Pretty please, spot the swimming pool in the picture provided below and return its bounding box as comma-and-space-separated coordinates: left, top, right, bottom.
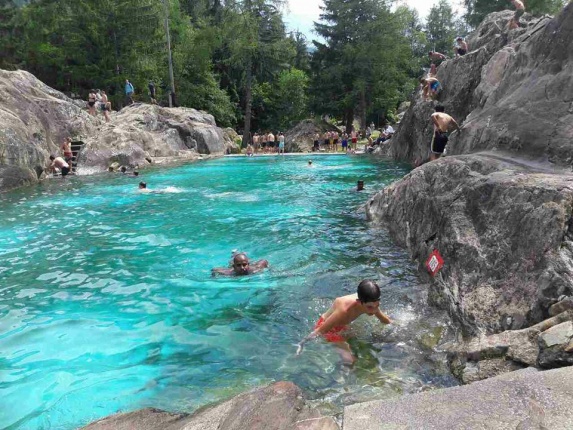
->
0, 155, 456, 429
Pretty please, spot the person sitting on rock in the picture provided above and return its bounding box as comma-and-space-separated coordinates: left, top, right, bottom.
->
47, 155, 71, 177
211, 253, 269, 277
420, 77, 441, 101
429, 105, 461, 161
454, 37, 468, 57
509, 0, 525, 29
296, 280, 392, 364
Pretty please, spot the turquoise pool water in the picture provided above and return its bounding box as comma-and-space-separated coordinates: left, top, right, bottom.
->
0, 155, 456, 429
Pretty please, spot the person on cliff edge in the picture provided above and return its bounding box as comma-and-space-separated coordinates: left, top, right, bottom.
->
509, 0, 525, 29
429, 105, 461, 161
296, 280, 392, 364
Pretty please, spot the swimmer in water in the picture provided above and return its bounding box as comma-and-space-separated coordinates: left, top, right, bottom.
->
308, 160, 313, 167
211, 253, 269, 277
296, 280, 392, 364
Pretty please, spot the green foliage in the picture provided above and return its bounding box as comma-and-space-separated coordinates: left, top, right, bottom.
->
425, 0, 458, 57
464, 0, 568, 27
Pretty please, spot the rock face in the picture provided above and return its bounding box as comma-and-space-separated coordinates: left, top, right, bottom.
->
0, 69, 97, 191
367, 4, 573, 344
366, 154, 573, 334
285, 119, 341, 153
81, 382, 339, 430
79, 104, 225, 171
390, 8, 571, 165
0, 69, 227, 192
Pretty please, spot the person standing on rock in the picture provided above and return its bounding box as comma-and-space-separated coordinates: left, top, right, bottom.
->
61, 137, 73, 167
87, 90, 97, 116
454, 37, 468, 57
509, 0, 525, 29
296, 280, 392, 364
125, 79, 134, 105
313, 133, 320, 151
350, 129, 358, 151
100, 90, 112, 122
278, 132, 285, 155
429, 105, 461, 161
148, 81, 157, 104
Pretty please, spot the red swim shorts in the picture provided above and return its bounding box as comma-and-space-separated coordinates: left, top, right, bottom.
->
314, 316, 347, 343
351, 138, 357, 144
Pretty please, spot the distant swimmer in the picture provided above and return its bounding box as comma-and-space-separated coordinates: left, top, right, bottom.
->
296, 280, 392, 364
307, 159, 314, 168
429, 105, 461, 161
47, 155, 71, 177
211, 253, 269, 277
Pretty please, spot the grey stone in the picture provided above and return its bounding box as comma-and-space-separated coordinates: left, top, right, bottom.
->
366, 154, 573, 335
81, 382, 339, 430
344, 367, 573, 430
549, 297, 573, 317
539, 321, 573, 348
0, 70, 227, 191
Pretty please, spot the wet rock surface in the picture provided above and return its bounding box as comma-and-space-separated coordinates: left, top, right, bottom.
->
81, 382, 339, 430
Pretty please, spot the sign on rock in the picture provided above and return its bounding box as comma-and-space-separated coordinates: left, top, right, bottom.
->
426, 249, 444, 276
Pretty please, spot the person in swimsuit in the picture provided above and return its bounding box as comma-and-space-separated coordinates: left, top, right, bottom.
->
211, 253, 269, 277
429, 105, 461, 161
278, 132, 285, 155
509, 0, 525, 29
341, 132, 348, 152
87, 90, 97, 116
47, 155, 71, 177
454, 37, 468, 57
350, 130, 357, 151
420, 77, 441, 101
100, 90, 111, 122
296, 280, 392, 364
61, 137, 73, 166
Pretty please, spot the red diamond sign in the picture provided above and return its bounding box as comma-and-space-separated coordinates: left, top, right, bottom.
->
426, 249, 444, 276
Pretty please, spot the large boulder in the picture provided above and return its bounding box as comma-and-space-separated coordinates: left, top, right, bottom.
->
79, 104, 225, 171
285, 119, 341, 153
366, 153, 573, 334
389, 7, 569, 165
0, 69, 227, 190
0, 69, 97, 187
81, 382, 339, 430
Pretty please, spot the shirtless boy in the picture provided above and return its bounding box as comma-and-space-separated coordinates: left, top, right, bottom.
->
429, 105, 461, 161
509, 0, 525, 29
61, 137, 73, 166
211, 253, 269, 277
296, 280, 392, 363
420, 77, 441, 101
48, 155, 71, 177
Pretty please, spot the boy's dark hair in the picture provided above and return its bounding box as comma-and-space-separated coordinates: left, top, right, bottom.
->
428, 51, 433, 56
133, 171, 139, 176
49, 155, 55, 160
357, 280, 381, 303
435, 105, 446, 112
139, 182, 146, 188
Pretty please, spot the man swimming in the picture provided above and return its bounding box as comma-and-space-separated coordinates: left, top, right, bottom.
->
296, 280, 392, 364
211, 253, 269, 277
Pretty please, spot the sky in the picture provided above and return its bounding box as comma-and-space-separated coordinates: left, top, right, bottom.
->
283, 0, 467, 40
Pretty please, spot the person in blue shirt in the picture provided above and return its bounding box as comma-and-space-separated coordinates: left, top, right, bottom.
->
125, 79, 134, 105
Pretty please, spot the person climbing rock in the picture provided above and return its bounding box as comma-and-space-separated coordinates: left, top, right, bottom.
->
429, 105, 461, 161
47, 155, 71, 177
296, 280, 392, 364
509, 0, 525, 29
61, 137, 73, 167
125, 79, 134, 105
420, 77, 441, 101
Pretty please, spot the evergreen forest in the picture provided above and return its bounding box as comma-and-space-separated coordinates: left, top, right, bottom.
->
0, 0, 567, 138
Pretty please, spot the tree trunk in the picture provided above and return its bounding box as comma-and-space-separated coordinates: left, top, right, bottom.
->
242, 55, 253, 149
345, 108, 354, 133
360, 88, 366, 131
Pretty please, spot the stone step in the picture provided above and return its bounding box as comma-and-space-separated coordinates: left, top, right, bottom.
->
343, 367, 573, 430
